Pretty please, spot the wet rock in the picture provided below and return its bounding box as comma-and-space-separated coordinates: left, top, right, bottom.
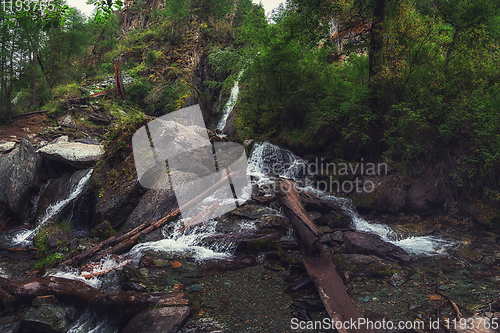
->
122, 306, 190, 333
229, 204, 273, 220
455, 315, 498, 333
0, 316, 21, 333
291, 309, 312, 321
391, 222, 437, 240
23, 303, 72, 333
118, 170, 200, 238
5, 138, 42, 219
332, 254, 398, 277
405, 173, 443, 213
139, 255, 155, 268
299, 191, 343, 214
308, 211, 322, 221
243, 139, 254, 148
202, 230, 280, 252
343, 231, 411, 263
317, 212, 352, 229
37, 142, 103, 168
255, 214, 291, 230
466, 201, 500, 228
35, 169, 92, 226
200, 255, 257, 274
188, 283, 204, 292
349, 175, 406, 213
331, 231, 344, 243
0, 149, 17, 206
0, 141, 15, 154
57, 114, 76, 128
90, 220, 114, 239
388, 273, 406, 286
42, 225, 74, 247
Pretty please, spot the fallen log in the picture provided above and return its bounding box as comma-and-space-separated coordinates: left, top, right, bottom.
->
277, 180, 373, 333
0, 276, 188, 317
11, 110, 49, 119
277, 180, 322, 249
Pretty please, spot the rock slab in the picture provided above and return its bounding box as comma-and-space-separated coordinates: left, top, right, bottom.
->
122, 306, 190, 333
343, 231, 411, 263
37, 142, 103, 168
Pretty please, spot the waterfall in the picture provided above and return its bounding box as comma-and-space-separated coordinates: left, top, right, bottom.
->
11, 169, 93, 246
216, 73, 242, 131
247, 142, 452, 256
247, 141, 308, 185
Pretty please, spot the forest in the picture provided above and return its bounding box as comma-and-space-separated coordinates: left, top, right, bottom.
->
2, 0, 500, 210
0, 0, 500, 331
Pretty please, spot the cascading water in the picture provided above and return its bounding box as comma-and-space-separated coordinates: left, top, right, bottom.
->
247, 141, 453, 257
216, 73, 242, 132
10, 169, 93, 247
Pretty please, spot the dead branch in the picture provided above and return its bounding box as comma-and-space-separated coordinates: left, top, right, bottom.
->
0, 276, 188, 317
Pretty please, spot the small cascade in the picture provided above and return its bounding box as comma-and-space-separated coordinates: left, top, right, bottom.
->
247, 141, 308, 185
216, 73, 242, 132
10, 169, 93, 246
247, 141, 453, 257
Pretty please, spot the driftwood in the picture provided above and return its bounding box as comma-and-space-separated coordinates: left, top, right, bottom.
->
62, 170, 235, 267
277, 180, 323, 249
277, 180, 373, 333
11, 110, 49, 119
0, 276, 188, 317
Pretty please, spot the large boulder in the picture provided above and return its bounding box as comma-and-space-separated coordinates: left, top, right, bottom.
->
37, 142, 103, 168
466, 201, 500, 229
405, 173, 443, 212
343, 231, 411, 263
349, 175, 406, 213
122, 306, 190, 333
0, 148, 17, 205
92, 154, 143, 228
0, 141, 15, 154
116, 169, 201, 238
0, 138, 42, 220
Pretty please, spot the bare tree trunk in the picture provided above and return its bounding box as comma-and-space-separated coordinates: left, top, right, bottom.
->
29, 50, 37, 107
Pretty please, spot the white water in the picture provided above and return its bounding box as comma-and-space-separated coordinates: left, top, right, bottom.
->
247, 141, 308, 186
248, 142, 453, 257
47, 254, 131, 288
11, 169, 93, 246
216, 73, 241, 131
66, 310, 118, 333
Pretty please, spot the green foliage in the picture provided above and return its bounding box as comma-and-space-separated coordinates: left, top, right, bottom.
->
34, 252, 64, 271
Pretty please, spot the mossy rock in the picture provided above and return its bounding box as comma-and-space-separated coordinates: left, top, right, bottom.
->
466, 200, 500, 229
332, 254, 399, 277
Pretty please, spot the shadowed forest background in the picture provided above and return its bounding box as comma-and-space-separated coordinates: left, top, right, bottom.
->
1, 0, 500, 216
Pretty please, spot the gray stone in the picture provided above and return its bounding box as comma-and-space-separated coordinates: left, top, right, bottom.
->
0, 141, 15, 154
57, 114, 76, 128
406, 173, 443, 212
0, 316, 21, 333
23, 303, 69, 333
343, 231, 411, 263
50, 136, 69, 144
122, 306, 190, 333
37, 142, 103, 168
349, 175, 406, 213
388, 273, 406, 286
333, 254, 397, 277
6, 138, 42, 217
